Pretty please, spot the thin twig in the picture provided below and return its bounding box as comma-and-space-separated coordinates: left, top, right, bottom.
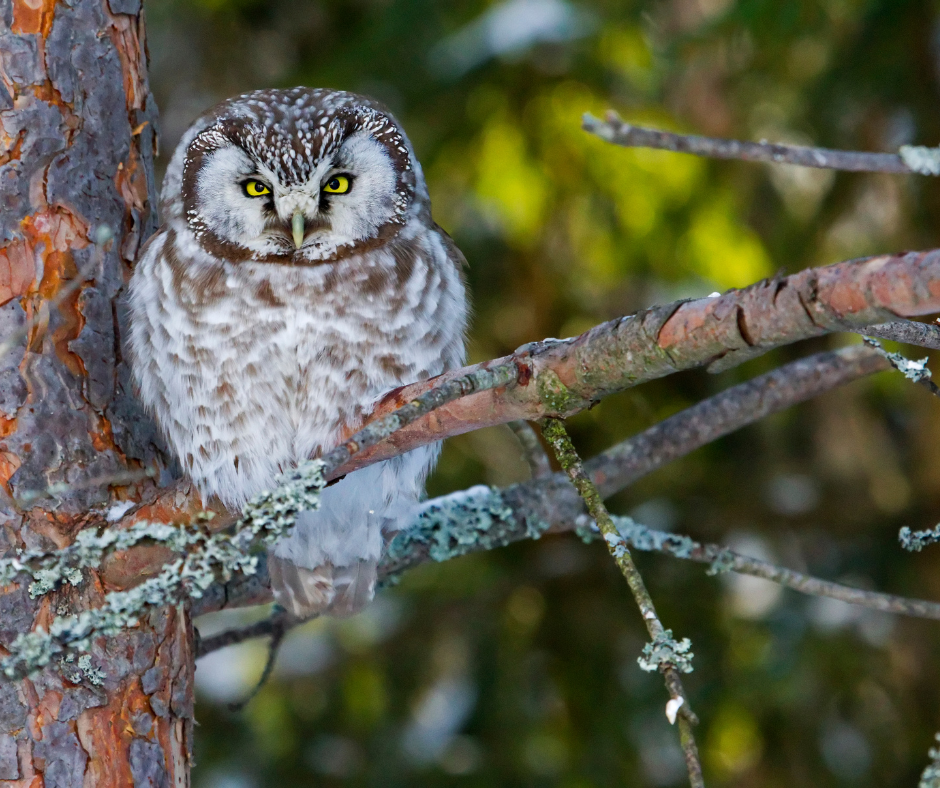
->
226, 608, 293, 710
539, 417, 704, 788
583, 111, 919, 174
610, 517, 940, 619
197, 614, 288, 658
506, 420, 552, 479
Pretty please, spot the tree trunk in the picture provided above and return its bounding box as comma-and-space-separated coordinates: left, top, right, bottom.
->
0, 1, 191, 785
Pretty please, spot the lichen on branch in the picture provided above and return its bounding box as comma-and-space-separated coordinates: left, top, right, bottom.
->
1, 460, 326, 680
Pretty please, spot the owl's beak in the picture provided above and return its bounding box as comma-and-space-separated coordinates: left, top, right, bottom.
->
291, 210, 305, 249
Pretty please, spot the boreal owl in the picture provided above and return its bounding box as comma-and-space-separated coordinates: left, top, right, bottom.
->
128, 87, 468, 618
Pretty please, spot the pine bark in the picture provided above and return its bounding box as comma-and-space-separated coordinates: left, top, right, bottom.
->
0, 1, 191, 785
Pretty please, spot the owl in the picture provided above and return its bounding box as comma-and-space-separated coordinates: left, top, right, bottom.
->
127, 88, 468, 618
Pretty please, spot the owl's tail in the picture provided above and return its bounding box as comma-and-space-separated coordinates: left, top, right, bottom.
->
268, 555, 377, 617
268, 447, 437, 619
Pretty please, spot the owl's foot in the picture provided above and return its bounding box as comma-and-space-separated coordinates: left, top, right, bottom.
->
268, 555, 377, 618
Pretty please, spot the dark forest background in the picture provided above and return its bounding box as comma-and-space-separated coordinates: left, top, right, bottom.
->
145, 0, 940, 785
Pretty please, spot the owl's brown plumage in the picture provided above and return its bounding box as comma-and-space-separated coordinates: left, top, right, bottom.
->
128, 88, 467, 617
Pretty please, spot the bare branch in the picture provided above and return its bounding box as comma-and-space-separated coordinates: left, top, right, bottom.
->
587, 344, 890, 497
506, 420, 553, 479
854, 320, 940, 350
197, 611, 285, 657
583, 111, 920, 174
227, 610, 293, 711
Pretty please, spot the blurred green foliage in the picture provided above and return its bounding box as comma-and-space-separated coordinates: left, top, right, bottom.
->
146, 0, 940, 784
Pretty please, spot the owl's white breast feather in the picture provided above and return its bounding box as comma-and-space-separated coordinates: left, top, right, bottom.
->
129, 215, 466, 512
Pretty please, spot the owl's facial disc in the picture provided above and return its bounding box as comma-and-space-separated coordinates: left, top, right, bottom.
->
183, 97, 416, 264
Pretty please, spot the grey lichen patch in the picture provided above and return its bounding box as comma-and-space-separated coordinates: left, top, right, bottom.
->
900, 145, 940, 176
63, 653, 105, 687
920, 734, 940, 788
637, 629, 694, 674
863, 337, 932, 383
614, 516, 697, 559
77, 654, 104, 686
603, 531, 629, 559
705, 549, 736, 576
2, 519, 210, 600
0, 460, 325, 680
384, 485, 549, 576
574, 515, 600, 544
899, 524, 940, 552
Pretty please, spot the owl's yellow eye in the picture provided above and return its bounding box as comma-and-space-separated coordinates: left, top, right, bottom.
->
323, 174, 351, 194
243, 180, 271, 197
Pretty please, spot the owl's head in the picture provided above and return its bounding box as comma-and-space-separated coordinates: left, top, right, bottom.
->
163, 88, 426, 264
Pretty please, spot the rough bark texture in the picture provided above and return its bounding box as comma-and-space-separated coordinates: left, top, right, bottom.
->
0, 1, 192, 785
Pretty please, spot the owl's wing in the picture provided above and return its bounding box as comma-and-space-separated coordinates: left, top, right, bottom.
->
434, 221, 470, 275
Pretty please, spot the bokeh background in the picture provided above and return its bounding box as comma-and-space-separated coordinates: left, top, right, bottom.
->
143, 0, 940, 784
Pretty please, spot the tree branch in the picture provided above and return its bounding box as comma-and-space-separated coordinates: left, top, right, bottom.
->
506, 420, 553, 479
196, 344, 897, 654
583, 111, 935, 175
612, 518, 940, 619
856, 321, 940, 350
122, 247, 940, 570
331, 249, 940, 479
587, 343, 890, 497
